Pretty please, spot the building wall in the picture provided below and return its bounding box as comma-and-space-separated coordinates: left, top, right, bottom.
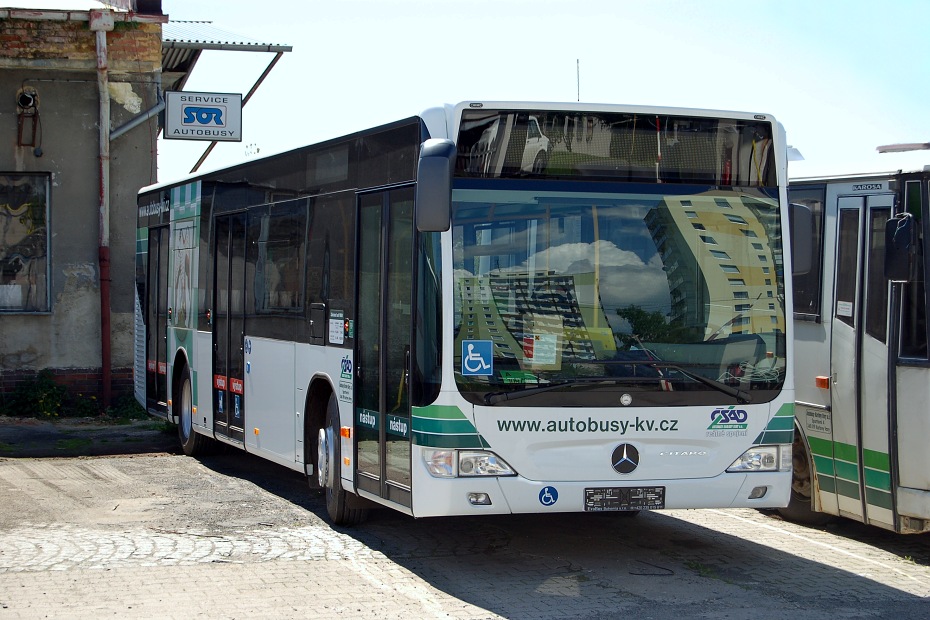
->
0, 11, 162, 402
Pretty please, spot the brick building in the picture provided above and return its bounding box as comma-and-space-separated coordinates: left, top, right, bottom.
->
0, 1, 166, 408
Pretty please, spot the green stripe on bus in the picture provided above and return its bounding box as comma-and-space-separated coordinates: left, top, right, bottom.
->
412, 417, 481, 435
808, 436, 833, 458
863, 448, 890, 473
413, 404, 470, 420
751, 404, 796, 444
412, 405, 478, 434
765, 416, 795, 431
833, 459, 859, 483
817, 474, 836, 494
412, 432, 486, 449
812, 454, 835, 476
865, 487, 893, 511
864, 467, 891, 492
835, 477, 861, 500
833, 442, 859, 463
754, 430, 793, 445
411, 405, 491, 449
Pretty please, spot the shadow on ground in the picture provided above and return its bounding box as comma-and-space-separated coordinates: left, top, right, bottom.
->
0, 416, 180, 458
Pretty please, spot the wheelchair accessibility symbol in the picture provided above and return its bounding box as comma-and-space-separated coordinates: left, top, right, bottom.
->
462, 340, 493, 376
539, 486, 558, 507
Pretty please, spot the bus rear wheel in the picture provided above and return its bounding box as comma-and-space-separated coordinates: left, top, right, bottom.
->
176, 366, 209, 456
777, 427, 832, 526
318, 393, 368, 526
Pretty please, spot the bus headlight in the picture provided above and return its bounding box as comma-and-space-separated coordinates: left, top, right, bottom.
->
423, 449, 517, 478
726, 445, 791, 473
458, 451, 516, 477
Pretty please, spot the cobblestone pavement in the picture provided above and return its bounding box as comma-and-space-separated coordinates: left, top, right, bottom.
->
0, 427, 928, 619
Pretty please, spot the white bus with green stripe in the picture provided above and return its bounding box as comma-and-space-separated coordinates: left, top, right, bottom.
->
789, 169, 930, 533
136, 102, 802, 525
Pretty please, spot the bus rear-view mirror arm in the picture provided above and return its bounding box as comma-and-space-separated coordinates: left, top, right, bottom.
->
416, 139, 456, 232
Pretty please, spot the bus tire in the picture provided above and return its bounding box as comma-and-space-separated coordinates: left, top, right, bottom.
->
318, 393, 368, 526
176, 366, 209, 457
777, 426, 832, 526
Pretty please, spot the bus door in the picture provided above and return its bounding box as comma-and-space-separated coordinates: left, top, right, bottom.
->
145, 226, 170, 414
354, 187, 415, 508
889, 173, 930, 531
830, 193, 893, 527
213, 212, 247, 444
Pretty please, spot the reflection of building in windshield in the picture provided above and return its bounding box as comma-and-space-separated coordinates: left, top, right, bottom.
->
457, 271, 616, 365
645, 194, 784, 339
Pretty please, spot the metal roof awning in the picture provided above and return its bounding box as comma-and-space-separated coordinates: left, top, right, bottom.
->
160, 19, 293, 172
162, 19, 292, 92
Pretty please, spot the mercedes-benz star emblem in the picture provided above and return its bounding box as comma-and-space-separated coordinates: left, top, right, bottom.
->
611, 443, 639, 474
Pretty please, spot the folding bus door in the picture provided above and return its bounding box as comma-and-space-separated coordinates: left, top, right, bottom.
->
830, 194, 893, 527
145, 226, 170, 414
354, 187, 415, 509
213, 212, 247, 444
889, 174, 930, 531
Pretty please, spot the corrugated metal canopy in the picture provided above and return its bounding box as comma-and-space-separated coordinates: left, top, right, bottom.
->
162, 20, 292, 92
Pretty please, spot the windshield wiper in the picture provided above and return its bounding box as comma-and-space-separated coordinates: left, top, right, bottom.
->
483, 378, 635, 405
482, 361, 752, 405
647, 362, 751, 404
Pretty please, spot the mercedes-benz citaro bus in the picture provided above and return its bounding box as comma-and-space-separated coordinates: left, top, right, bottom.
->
136, 102, 806, 525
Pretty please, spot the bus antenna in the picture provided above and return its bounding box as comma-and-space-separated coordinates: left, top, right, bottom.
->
576, 59, 580, 102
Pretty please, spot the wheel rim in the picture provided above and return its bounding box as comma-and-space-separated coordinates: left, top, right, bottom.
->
317, 427, 334, 488
180, 379, 193, 441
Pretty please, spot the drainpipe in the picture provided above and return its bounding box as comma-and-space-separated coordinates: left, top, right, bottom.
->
91, 10, 114, 410
110, 84, 164, 141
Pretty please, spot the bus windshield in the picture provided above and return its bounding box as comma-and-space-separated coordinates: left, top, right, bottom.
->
452, 181, 786, 407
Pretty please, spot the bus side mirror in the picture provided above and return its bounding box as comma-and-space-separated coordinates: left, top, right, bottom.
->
415, 139, 456, 232
885, 212, 918, 282
789, 202, 813, 276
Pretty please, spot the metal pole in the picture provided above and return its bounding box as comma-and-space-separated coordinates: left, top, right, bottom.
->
190, 51, 285, 173
92, 11, 113, 409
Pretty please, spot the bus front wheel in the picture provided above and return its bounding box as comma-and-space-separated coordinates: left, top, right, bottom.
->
318, 394, 368, 526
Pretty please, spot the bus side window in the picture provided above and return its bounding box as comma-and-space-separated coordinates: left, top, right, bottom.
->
787, 186, 825, 322
253, 201, 305, 313
899, 180, 927, 359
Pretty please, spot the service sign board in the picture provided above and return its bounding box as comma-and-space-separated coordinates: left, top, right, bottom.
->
164, 91, 242, 142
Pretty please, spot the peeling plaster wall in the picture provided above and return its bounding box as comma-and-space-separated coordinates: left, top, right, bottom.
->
0, 16, 161, 384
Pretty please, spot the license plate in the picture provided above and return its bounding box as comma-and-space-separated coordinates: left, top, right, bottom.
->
584, 486, 665, 511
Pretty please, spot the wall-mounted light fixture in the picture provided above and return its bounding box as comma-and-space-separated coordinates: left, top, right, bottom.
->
16, 87, 40, 153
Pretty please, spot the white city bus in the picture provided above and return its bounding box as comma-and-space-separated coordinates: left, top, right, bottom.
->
787, 169, 930, 533
136, 102, 802, 525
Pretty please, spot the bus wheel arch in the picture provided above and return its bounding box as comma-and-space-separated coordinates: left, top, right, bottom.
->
777, 421, 832, 526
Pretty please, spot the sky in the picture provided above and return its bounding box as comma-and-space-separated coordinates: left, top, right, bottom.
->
150, 0, 930, 183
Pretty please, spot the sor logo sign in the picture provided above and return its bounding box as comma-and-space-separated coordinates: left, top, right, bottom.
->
165, 91, 242, 142
183, 106, 225, 127
708, 406, 749, 430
